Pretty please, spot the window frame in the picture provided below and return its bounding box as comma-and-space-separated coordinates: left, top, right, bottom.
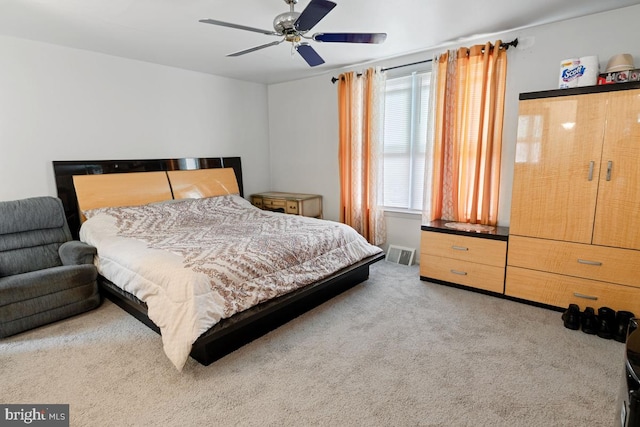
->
380, 64, 433, 214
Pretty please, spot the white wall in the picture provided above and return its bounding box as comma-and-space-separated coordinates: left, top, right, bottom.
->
267, 5, 640, 254
267, 77, 340, 217
0, 36, 270, 201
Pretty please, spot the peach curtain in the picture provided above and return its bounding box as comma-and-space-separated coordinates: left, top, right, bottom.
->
428, 41, 507, 226
337, 68, 386, 245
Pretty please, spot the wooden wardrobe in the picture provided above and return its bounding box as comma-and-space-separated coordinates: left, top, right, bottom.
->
506, 82, 640, 314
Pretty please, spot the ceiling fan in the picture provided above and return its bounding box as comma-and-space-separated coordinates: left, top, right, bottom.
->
199, 0, 387, 67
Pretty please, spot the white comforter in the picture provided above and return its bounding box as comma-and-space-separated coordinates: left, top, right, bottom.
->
80, 195, 382, 370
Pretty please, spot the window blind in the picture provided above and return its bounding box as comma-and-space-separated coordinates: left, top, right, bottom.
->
382, 71, 431, 211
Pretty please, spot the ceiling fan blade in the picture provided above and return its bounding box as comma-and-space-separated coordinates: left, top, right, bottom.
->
296, 43, 325, 67
294, 0, 336, 32
313, 32, 387, 44
228, 40, 284, 57
199, 19, 279, 36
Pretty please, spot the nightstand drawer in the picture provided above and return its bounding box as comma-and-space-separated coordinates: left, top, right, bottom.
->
421, 254, 505, 293
508, 235, 640, 288
421, 231, 506, 267
506, 266, 640, 314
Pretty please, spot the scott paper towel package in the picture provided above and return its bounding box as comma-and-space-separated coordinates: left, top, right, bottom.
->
559, 58, 580, 88
559, 56, 599, 88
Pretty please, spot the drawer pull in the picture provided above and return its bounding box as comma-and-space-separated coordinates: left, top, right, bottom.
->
450, 269, 467, 276
588, 160, 594, 181
451, 246, 469, 251
573, 292, 598, 301
577, 259, 603, 266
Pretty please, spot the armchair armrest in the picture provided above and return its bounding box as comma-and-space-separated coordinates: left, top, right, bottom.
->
59, 241, 97, 266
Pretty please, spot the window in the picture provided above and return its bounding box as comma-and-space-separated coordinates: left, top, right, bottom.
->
382, 69, 431, 211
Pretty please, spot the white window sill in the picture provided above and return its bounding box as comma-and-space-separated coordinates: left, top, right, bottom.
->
382, 208, 422, 219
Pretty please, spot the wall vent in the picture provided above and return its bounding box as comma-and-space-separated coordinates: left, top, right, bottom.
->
385, 245, 416, 266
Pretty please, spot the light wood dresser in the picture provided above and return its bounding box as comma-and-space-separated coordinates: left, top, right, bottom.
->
250, 192, 323, 218
420, 220, 509, 294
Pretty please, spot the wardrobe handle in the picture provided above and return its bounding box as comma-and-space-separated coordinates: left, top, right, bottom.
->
588, 161, 594, 181
574, 292, 598, 301
451, 245, 468, 251
450, 269, 467, 276
577, 259, 603, 266
606, 161, 613, 181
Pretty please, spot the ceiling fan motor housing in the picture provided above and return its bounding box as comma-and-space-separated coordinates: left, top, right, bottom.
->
273, 11, 302, 36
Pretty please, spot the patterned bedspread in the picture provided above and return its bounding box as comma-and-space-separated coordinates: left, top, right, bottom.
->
80, 195, 382, 370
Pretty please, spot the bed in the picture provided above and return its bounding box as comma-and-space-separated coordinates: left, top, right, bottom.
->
52, 158, 384, 370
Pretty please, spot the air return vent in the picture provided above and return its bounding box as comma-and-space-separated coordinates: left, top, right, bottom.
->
385, 245, 416, 266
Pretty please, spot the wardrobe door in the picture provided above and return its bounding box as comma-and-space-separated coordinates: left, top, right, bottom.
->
593, 89, 640, 250
509, 93, 607, 242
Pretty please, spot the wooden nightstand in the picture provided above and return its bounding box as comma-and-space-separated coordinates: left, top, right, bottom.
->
420, 220, 509, 294
250, 192, 323, 218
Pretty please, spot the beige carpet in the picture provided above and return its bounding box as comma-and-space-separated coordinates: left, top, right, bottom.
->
1, 262, 623, 426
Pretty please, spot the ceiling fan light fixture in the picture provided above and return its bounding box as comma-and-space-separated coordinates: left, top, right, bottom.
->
285, 34, 302, 43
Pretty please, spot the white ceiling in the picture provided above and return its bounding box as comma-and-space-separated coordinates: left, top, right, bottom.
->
1, 0, 639, 85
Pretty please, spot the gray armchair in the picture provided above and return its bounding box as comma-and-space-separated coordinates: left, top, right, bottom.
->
0, 196, 100, 338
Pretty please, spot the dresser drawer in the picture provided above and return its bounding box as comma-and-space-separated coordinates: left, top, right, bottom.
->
508, 235, 640, 288
420, 254, 505, 293
505, 266, 640, 314
262, 198, 286, 210
285, 201, 299, 214
421, 231, 507, 267
250, 196, 264, 208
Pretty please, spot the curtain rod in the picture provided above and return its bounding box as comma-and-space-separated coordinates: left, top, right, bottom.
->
330, 38, 518, 84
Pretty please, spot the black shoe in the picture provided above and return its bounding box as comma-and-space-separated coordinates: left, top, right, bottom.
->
562, 304, 581, 330
581, 307, 597, 335
597, 307, 616, 339
614, 311, 635, 343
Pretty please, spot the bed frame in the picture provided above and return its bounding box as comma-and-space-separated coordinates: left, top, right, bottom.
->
52, 157, 384, 365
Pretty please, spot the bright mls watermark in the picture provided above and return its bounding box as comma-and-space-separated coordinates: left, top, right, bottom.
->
0, 405, 68, 426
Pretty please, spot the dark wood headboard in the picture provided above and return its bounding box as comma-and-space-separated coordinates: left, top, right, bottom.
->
53, 157, 243, 238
